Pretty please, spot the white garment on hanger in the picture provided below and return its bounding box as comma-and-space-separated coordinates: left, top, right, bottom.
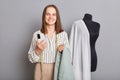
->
69, 20, 91, 80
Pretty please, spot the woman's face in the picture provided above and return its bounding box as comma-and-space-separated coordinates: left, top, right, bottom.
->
45, 7, 57, 26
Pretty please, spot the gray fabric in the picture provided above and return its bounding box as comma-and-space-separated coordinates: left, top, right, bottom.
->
54, 47, 75, 80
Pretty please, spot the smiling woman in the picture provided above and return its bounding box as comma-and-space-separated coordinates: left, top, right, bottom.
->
45, 7, 57, 26
28, 4, 70, 80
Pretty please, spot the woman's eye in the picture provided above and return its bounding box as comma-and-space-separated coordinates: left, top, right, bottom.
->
46, 13, 50, 16
53, 13, 56, 16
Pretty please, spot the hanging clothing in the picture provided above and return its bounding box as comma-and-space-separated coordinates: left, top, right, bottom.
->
54, 47, 75, 80
69, 20, 91, 80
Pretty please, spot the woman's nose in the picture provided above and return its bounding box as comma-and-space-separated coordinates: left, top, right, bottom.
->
49, 15, 53, 18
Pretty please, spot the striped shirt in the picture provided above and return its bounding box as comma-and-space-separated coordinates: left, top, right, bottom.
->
28, 30, 69, 63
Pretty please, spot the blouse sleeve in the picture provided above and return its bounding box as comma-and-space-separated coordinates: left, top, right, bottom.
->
28, 33, 40, 63
57, 31, 70, 49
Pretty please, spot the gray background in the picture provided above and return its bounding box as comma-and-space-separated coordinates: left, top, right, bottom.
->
0, 0, 120, 80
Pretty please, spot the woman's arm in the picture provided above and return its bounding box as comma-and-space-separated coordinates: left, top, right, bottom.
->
28, 34, 40, 63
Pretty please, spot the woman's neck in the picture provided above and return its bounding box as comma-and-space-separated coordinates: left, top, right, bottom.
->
46, 25, 55, 34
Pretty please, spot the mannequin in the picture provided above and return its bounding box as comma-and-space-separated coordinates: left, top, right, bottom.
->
83, 13, 100, 72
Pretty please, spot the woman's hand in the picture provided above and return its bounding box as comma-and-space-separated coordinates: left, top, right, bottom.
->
35, 40, 46, 55
57, 44, 64, 53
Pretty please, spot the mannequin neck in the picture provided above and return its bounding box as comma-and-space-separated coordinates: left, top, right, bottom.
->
83, 13, 92, 21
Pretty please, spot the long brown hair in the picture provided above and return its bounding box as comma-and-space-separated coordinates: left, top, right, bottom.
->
41, 4, 63, 34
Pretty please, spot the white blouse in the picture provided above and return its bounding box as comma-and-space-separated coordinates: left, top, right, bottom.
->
28, 30, 69, 63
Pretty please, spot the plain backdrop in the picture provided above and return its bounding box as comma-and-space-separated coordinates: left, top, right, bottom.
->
0, 0, 120, 80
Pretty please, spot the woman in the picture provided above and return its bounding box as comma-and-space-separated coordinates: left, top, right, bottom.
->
28, 4, 69, 80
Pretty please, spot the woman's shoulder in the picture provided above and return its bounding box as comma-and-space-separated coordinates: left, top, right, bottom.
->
57, 31, 68, 36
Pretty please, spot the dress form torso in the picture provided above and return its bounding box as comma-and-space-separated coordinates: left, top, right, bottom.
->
83, 13, 100, 72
